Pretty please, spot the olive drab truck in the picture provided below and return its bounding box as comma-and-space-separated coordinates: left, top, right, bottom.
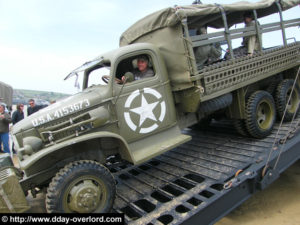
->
0, 81, 13, 111
0, 0, 300, 216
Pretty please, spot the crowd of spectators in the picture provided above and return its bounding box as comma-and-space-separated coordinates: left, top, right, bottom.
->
0, 99, 47, 154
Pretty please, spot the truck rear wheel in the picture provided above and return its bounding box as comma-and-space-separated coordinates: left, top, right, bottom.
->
275, 79, 300, 122
46, 160, 115, 213
245, 91, 276, 138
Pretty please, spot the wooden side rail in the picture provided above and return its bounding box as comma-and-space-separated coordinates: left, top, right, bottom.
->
190, 18, 300, 48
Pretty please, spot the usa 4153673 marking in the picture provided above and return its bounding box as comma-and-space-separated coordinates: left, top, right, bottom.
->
31, 99, 90, 127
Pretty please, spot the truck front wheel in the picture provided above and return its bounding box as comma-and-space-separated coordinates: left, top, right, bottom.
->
46, 160, 115, 213
245, 91, 276, 138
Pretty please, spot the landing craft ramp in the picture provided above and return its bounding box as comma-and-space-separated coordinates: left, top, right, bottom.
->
111, 118, 300, 225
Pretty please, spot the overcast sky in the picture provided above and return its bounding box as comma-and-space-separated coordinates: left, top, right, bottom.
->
0, 0, 299, 94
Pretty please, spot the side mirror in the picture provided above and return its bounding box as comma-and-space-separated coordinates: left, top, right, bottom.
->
124, 72, 134, 83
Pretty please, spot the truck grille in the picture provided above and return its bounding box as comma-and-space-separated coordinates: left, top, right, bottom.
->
38, 112, 92, 144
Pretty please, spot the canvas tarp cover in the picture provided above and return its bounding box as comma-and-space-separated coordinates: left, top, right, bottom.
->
120, 0, 300, 91
0, 81, 13, 107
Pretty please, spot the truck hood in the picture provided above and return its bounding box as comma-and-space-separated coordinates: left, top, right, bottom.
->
12, 85, 110, 135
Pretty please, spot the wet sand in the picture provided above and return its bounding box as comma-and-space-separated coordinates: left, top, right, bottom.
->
24, 160, 300, 225
216, 160, 300, 225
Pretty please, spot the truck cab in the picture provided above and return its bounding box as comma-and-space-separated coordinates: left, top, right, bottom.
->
79, 43, 190, 164
6, 43, 190, 213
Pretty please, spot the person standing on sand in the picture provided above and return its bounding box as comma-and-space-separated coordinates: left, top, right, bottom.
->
12, 104, 24, 125
0, 104, 11, 154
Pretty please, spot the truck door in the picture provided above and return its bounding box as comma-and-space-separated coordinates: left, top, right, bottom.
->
113, 51, 177, 143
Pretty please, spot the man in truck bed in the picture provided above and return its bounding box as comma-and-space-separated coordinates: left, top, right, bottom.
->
194, 26, 222, 69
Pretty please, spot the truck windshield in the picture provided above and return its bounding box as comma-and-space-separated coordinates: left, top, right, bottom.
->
87, 65, 111, 87
64, 58, 103, 81
65, 58, 112, 89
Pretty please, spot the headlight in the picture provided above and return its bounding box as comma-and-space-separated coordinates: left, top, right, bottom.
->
18, 137, 43, 160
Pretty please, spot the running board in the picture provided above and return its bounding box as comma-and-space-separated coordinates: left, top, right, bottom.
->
129, 126, 191, 165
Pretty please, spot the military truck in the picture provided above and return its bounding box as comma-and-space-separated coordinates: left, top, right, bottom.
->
0, 0, 299, 214
0, 81, 13, 111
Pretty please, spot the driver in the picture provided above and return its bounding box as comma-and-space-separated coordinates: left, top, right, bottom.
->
121, 55, 154, 83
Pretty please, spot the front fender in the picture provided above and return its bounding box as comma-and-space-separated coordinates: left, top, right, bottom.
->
19, 131, 133, 172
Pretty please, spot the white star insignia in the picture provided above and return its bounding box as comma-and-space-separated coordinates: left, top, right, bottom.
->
130, 94, 159, 127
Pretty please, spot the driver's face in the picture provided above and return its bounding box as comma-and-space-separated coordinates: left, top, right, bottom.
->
137, 59, 148, 73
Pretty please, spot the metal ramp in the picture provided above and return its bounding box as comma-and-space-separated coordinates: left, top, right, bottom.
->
111, 118, 300, 225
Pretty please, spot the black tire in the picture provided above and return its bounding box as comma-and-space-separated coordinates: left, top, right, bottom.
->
199, 93, 233, 114
46, 160, 115, 213
266, 79, 278, 95
233, 119, 248, 136
245, 91, 276, 138
275, 79, 300, 122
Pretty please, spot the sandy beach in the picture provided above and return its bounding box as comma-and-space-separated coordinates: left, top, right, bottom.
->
216, 160, 300, 225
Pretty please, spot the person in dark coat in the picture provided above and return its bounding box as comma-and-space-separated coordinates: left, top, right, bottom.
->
12, 104, 24, 124
27, 99, 47, 116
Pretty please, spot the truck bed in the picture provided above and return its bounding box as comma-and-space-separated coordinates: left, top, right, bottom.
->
196, 42, 300, 102
111, 117, 300, 224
